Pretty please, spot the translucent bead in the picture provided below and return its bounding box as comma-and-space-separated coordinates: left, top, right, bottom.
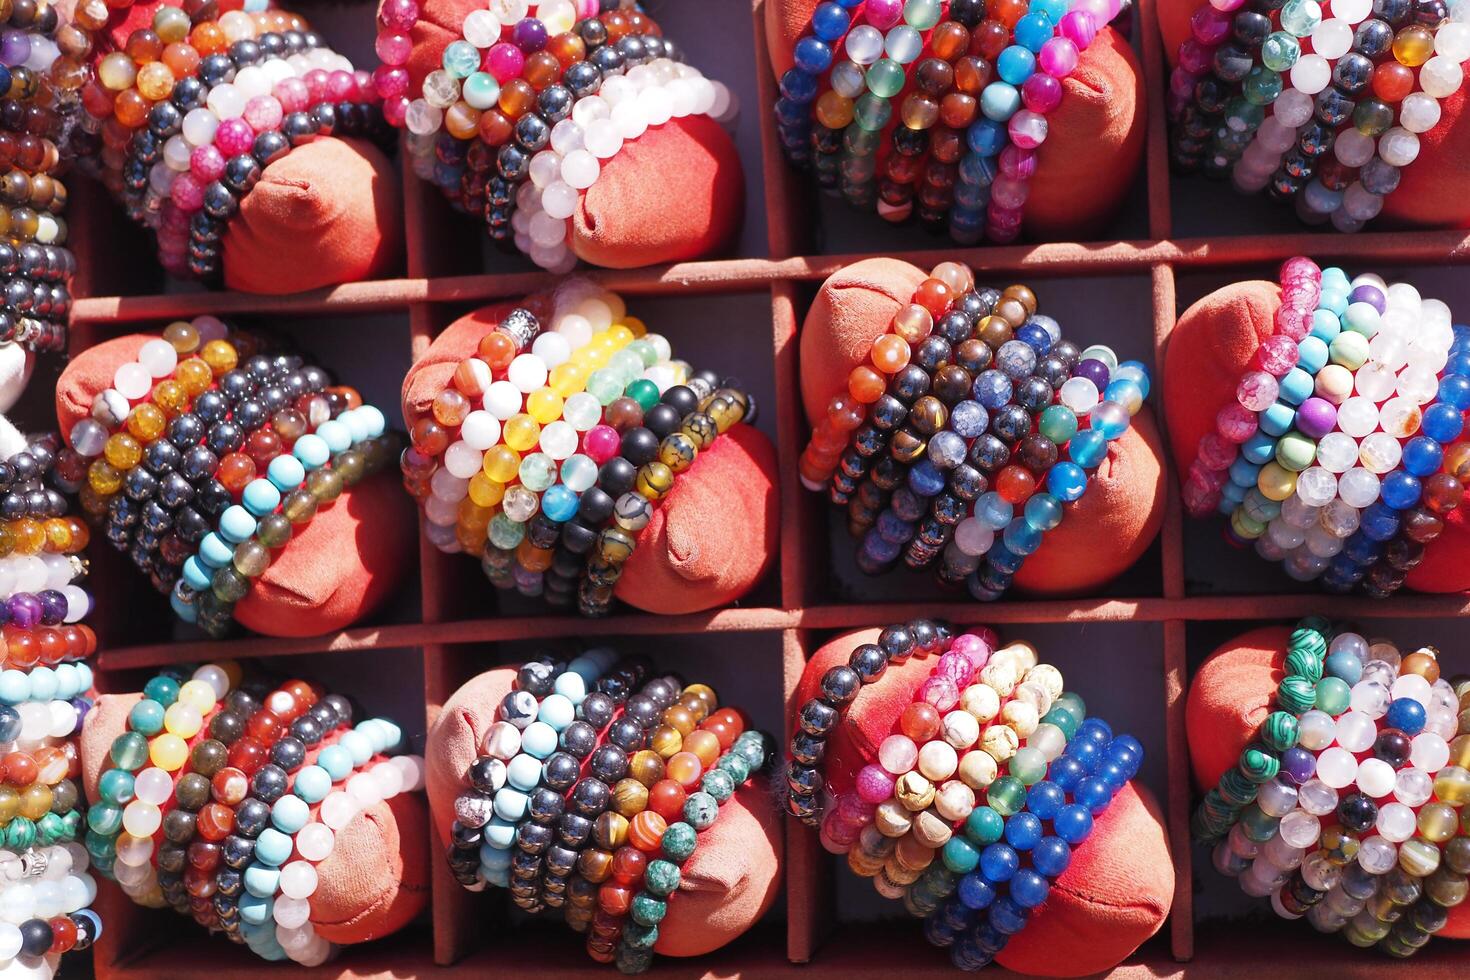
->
1058, 377, 1099, 415
1378, 128, 1420, 167
1358, 432, 1402, 474
1298, 778, 1338, 816
1315, 746, 1357, 788
1314, 433, 1357, 473
1356, 758, 1396, 797
1337, 468, 1381, 508
1350, 680, 1391, 718
1289, 53, 1331, 94
1280, 810, 1321, 849
1375, 801, 1416, 842
1296, 710, 1336, 750
1420, 55, 1463, 98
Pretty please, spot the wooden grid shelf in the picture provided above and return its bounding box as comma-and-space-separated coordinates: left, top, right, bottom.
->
42, 0, 1470, 976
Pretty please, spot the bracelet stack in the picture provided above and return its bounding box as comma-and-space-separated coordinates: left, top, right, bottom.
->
785, 621, 1140, 971
774, 0, 1129, 244
401, 281, 755, 617
1183, 258, 1470, 598
67, 3, 387, 279
798, 261, 1149, 602
87, 663, 425, 965
377, 1, 736, 270
1168, 0, 1470, 232
61, 317, 401, 636
443, 648, 770, 975
1196, 618, 1470, 958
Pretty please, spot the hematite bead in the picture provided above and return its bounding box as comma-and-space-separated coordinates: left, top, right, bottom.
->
798, 699, 839, 737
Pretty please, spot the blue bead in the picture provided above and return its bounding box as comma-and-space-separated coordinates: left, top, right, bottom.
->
1259, 401, 1296, 437
1023, 493, 1064, 531
979, 81, 1021, 122
909, 460, 946, 496
241, 479, 281, 517
1324, 649, 1364, 685
255, 828, 293, 867
979, 843, 1019, 883
1109, 735, 1145, 774
1402, 436, 1443, 477
950, 401, 989, 439
1380, 471, 1422, 510
1422, 402, 1464, 443
1050, 756, 1086, 791
988, 895, 1030, 935
1384, 697, 1426, 736
1309, 307, 1342, 340
1013, 12, 1055, 50
976, 492, 1013, 530
1277, 368, 1314, 405
1068, 430, 1108, 469
875, 511, 914, 545
1002, 518, 1042, 556
1055, 803, 1094, 844
958, 872, 996, 910
1445, 365, 1470, 393
861, 532, 902, 563
1343, 531, 1382, 564
1078, 717, 1113, 744
1025, 781, 1065, 820
1241, 431, 1276, 465
996, 46, 1035, 85
1032, 836, 1072, 878
973, 370, 1013, 408
1004, 812, 1042, 851
1083, 772, 1121, 808
793, 37, 832, 74
318, 745, 352, 781
1017, 322, 1052, 353
199, 533, 233, 569
1295, 336, 1329, 374
267, 454, 306, 491
1228, 456, 1262, 489
541, 485, 579, 522
1066, 738, 1100, 772
811, 1, 850, 39
779, 67, 818, 103
1046, 462, 1087, 502
182, 556, 211, 591
987, 541, 1023, 575
293, 765, 331, 803
218, 505, 257, 544
1009, 869, 1050, 909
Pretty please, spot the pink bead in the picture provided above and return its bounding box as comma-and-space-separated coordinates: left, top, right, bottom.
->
1236, 371, 1279, 412
1058, 10, 1099, 49
1183, 475, 1223, 516
1280, 255, 1321, 283
991, 175, 1030, 209
855, 764, 897, 803
243, 96, 283, 132
190, 144, 226, 182
1021, 72, 1063, 113
303, 69, 330, 103
575, 0, 598, 16
1208, 0, 1248, 11
1168, 67, 1199, 103
864, 0, 904, 29
949, 633, 992, 670
484, 42, 526, 82
327, 70, 355, 102
375, 31, 412, 66
1190, 5, 1232, 44
878, 734, 919, 775
1007, 110, 1048, 151
998, 145, 1037, 180
377, 0, 418, 32
936, 652, 975, 689
819, 823, 852, 855
835, 792, 876, 823
169, 173, 204, 210
373, 65, 410, 101
1216, 402, 1259, 443
214, 118, 254, 157
1075, 0, 1112, 23
383, 95, 408, 128
1273, 303, 1312, 341
1039, 37, 1079, 77
355, 70, 377, 103
919, 676, 959, 712
1178, 39, 1213, 73
274, 77, 310, 114
582, 425, 620, 462
988, 224, 1022, 244
1197, 433, 1237, 470
1257, 334, 1299, 376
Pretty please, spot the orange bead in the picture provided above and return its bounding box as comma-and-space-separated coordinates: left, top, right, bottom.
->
523, 51, 562, 89
914, 278, 953, 316
666, 751, 703, 788
996, 465, 1037, 504
610, 845, 647, 884
1372, 61, 1414, 103
161, 42, 200, 76
125, 29, 163, 63
870, 333, 911, 373
452, 358, 489, 397
597, 882, 633, 915
647, 779, 686, 820
477, 331, 516, 370
627, 810, 667, 852
410, 417, 450, 456
545, 32, 587, 68
972, 19, 1010, 59
114, 89, 151, 128
189, 21, 227, 54
212, 766, 249, 805
498, 79, 536, 118
932, 21, 971, 60
196, 802, 234, 841
847, 365, 887, 403
3, 752, 36, 785
1401, 650, 1440, 684
433, 389, 471, 427
216, 453, 256, 494
901, 701, 941, 741
662, 704, 696, 736
478, 109, 513, 145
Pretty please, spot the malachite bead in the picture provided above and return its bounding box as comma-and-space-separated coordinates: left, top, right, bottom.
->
661, 822, 697, 863
1238, 746, 1280, 784
6, 818, 35, 849
624, 922, 659, 950
1284, 648, 1324, 684
630, 894, 667, 927
700, 769, 735, 802
987, 776, 1027, 816
966, 805, 1005, 845
1288, 627, 1327, 658
853, 92, 892, 131
1261, 34, 1300, 72
1277, 676, 1317, 714
683, 792, 719, 830
645, 859, 682, 897
84, 832, 113, 863
36, 813, 63, 844
1219, 769, 1259, 806
1315, 676, 1351, 716
1261, 711, 1299, 752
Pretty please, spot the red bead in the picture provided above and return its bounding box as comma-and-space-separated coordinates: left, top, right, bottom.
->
227, 737, 268, 775
246, 710, 284, 743
647, 779, 687, 821
47, 917, 76, 954
996, 465, 1038, 504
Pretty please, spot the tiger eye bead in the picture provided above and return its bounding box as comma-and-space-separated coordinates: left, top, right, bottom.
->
628, 750, 664, 787
650, 725, 682, 759
594, 812, 628, 851
611, 778, 648, 818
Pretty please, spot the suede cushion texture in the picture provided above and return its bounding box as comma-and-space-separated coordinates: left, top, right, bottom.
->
1186, 627, 1470, 939
401, 302, 779, 613
81, 692, 429, 943
798, 628, 1173, 975
1156, 0, 1470, 229
426, 667, 783, 955
98, 1, 403, 294
401, 0, 743, 267
56, 334, 415, 636
800, 258, 1166, 594
1163, 281, 1470, 593
766, 1, 1146, 241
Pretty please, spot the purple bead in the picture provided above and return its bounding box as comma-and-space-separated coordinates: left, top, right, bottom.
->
1075, 358, 1111, 390
1280, 746, 1316, 785
0, 30, 30, 68
6, 593, 40, 630
1348, 283, 1387, 314
71, 697, 93, 734
511, 17, 548, 52
37, 589, 68, 625
1294, 397, 1338, 440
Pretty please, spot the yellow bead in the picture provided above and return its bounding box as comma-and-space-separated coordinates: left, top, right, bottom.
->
11, 519, 41, 555
595, 333, 618, 353
136, 61, 174, 100
151, 379, 189, 416
162, 320, 199, 353
104, 433, 143, 470
608, 324, 634, 345
1434, 766, 1470, 806
175, 358, 213, 396
526, 388, 564, 424
163, 702, 203, 739
1256, 461, 1297, 502
467, 472, 505, 507
483, 446, 521, 483
457, 497, 493, 529
177, 679, 216, 713
125, 403, 167, 442
622, 317, 647, 338
201, 339, 238, 375
97, 52, 137, 90
1419, 802, 1458, 842
88, 460, 123, 494
1393, 25, 1434, 67
502, 414, 540, 452
149, 733, 189, 771
549, 363, 587, 397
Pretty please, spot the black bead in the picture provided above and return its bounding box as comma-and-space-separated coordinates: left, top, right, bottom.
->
589, 744, 629, 781
569, 777, 610, 816
18, 919, 51, 957
620, 428, 660, 466
270, 736, 306, 772
560, 720, 599, 759
527, 787, 565, 823
819, 664, 862, 705
798, 699, 839, 737
543, 751, 581, 791
235, 798, 272, 837
249, 764, 289, 803
848, 643, 888, 682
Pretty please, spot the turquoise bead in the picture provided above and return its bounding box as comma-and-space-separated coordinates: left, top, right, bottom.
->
1039, 404, 1078, 444
267, 454, 306, 490
143, 675, 180, 706
318, 745, 352, 781
701, 769, 735, 802
483, 817, 516, 850
644, 859, 681, 897
239, 892, 273, 925
28, 667, 55, 701
942, 836, 980, 873
733, 732, 768, 769
293, 433, 330, 469
442, 40, 479, 77
866, 59, 906, 98
182, 556, 211, 591
36, 813, 63, 845
965, 806, 1005, 845
981, 82, 1021, 122
0, 671, 28, 705
87, 804, 122, 836
294, 765, 331, 803
625, 378, 660, 411
494, 789, 529, 822
1315, 676, 1352, 715
661, 822, 697, 862
1023, 493, 1064, 532
271, 795, 309, 834
684, 792, 719, 830
218, 505, 257, 544
128, 699, 165, 736
630, 894, 667, 927
255, 828, 293, 867
1042, 706, 1078, 739
242, 479, 281, 517
6, 819, 33, 850
717, 754, 751, 784
316, 419, 351, 453
199, 532, 233, 568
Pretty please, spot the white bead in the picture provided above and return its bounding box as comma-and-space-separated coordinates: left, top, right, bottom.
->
845, 25, 884, 64
443, 441, 484, 479
392, 754, 426, 793
1058, 377, 1099, 415
638, 85, 673, 127
1436, 19, 1470, 59
0, 922, 20, 960
371, 760, 404, 799
1375, 801, 1416, 842
488, 0, 528, 20
611, 98, 649, 140
47, 700, 76, 738
297, 822, 335, 862
1378, 127, 1420, 167
206, 83, 245, 119
234, 65, 270, 99
134, 768, 173, 806
1410, 732, 1450, 772
528, 150, 561, 189
550, 121, 584, 159
1391, 672, 1432, 706
1289, 54, 1331, 95
182, 107, 219, 146
278, 860, 319, 900
482, 381, 521, 421
1421, 55, 1464, 98
405, 100, 443, 136
1336, 467, 1380, 508
1276, 89, 1317, 129
1332, 128, 1375, 167
1294, 467, 1337, 507
1332, 711, 1376, 752
539, 420, 578, 459
599, 75, 636, 107
1315, 746, 1357, 788
462, 9, 501, 46
321, 791, 360, 831
538, 0, 575, 33
273, 894, 313, 929
562, 392, 601, 431
541, 181, 580, 220
1395, 767, 1433, 806
529, 210, 567, 247
424, 494, 458, 526
570, 95, 610, 128
1357, 432, 1401, 473
429, 468, 467, 504
1332, 0, 1372, 19
1297, 778, 1337, 815
1311, 19, 1353, 59
1399, 92, 1441, 133
113, 361, 152, 400
561, 149, 600, 190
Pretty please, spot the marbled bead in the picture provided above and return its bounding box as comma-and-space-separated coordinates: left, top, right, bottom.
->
644, 858, 681, 897
683, 792, 719, 830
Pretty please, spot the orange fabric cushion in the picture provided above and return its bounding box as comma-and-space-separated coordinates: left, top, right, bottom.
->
797, 628, 1173, 975
1156, 0, 1470, 229
402, 303, 779, 614
1163, 281, 1470, 593
800, 258, 1165, 595
426, 668, 782, 955
767, 2, 1145, 239
402, 0, 742, 267
81, 692, 429, 944
1185, 627, 1470, 939
56, 335, 414, 636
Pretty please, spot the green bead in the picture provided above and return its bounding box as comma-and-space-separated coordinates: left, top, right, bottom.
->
1219, 769, 1259, 807
965, 805, 1005, 845
1277, 676, 1317, 714
127, 699, 165, 736
865, 59, 906, 99
1288, 627, 1327, 659
1241, 76, 1279, 111
627, 339, 658, 368
1315, 676, 1352, 716
488, 514, 525, 550
1275, 432, 1316, 472
919, 865, 957, 897
734, 733, 769, 770
36, 812, 62, 845
1355, 99, 1395, 136
625, 379, 660, 412
987, 776, 1026, 816
1053, 691, 1085, 720
84, 830, 115, 863
1261, 34, 1300, 72
616, 946, 654, 974
1284, 647, 1324, 683
1238, 746, 1280, 784
6, 818, 34, 850
645, 859, 682, 897
942, 836, 980, 874
700, 769, 735, 803
1038, 405, 1078, 444
461, 72, 499, 110
60, 810, 81, 840
716, 754, 751, 784
903, 0, 943, 29
623, 922, 659, 950
661, 822, 697, 863
630, 893, 667, 927
1010, 747, 1047, 786
143, 674, 180, 706
86, 803, 122, 836
683, 792, 719, 830
98, 769, 135, 806
853, 92, 893, 132
587, 369, 625, 405
609, 349, 644, 380
843, 122, 882, 155
110, 731, 149, 772
1261, 711, 1299, 752
1238, 804, 1280, 843
1279, 0, 1322, 36
1042, 706, 1078, 739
